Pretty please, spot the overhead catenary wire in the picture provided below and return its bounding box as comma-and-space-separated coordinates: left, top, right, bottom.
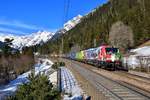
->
60, 0, 70, 55
62, 0, 70, 24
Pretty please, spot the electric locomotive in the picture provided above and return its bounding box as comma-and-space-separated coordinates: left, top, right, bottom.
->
68, 45, 125, 71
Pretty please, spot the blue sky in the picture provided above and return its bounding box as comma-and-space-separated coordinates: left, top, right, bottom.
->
0, 0, 107, 35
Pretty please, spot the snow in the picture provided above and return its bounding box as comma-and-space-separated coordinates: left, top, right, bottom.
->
52, 15, 82, 40
64, 15, 82, 31
0, 58, 56, 99
123, 56, 140, 69
49, 71, 57, 86
130, 46, 150, 56
60, 67, 83, 100
124, 46, 150, 69
0, 31, 54, 50
0, 71, 30, 99
0, 71, 30, 92
34, 58, 53, 75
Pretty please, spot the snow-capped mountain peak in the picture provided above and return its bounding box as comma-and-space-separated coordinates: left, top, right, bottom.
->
0, 31, 54, 50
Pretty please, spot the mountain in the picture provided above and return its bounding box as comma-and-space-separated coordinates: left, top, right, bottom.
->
51, 15, 83, 40
45, 0, 150, 53
0, 31, 54, 50
63, 15, 83, 31
0, 15, 82, 51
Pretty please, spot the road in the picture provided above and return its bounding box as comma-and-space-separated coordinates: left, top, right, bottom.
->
60, 58, 150, 100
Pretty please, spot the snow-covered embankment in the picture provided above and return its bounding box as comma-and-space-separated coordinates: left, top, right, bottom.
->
60, 67, 83, 100
0, 58, 57, 99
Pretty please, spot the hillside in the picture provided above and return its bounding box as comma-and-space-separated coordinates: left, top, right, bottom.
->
138, 40, 150, 47
40, 0, 150, 54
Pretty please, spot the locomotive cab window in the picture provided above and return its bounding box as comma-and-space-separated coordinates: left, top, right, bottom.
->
106, 48, 118, 54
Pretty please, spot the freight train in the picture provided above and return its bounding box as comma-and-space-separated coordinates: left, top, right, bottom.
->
67, 45, 127, 71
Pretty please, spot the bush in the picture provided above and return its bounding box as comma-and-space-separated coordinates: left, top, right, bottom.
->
52, 62, 65, 70
59, 62, 65, 66
8, 73, 60, 100
52, 62, 59, 69
0, 54, 34, 84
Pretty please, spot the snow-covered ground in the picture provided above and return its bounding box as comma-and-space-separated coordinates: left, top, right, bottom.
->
123, 46, 150, 69
0, 58, 57, 99
130, 46, 150, 56
60, 67, 83, 100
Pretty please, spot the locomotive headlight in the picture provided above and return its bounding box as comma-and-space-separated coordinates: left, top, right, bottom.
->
115, 57, 119, 60
111, 54, 115, 62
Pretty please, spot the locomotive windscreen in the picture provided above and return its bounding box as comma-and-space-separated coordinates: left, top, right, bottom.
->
106, 48, 118, 54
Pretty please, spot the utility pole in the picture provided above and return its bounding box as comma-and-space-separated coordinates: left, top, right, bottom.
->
94, 38, 96, 47
61, 35, 64, 55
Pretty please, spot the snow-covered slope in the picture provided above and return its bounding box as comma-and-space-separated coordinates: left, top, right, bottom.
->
130, 46, 150, 56
0, 31, 54, 50
0, 58, 56, 99
51, 15, 82, 40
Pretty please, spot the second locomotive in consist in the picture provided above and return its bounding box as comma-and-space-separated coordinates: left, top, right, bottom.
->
67, 45, 126, 71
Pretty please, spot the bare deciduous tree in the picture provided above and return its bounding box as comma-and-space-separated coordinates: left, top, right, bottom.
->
137, 56, 150, 73
109, 21, 134, 50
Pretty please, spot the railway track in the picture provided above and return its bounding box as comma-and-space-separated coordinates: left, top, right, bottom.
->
71, 59, 150, 93
114, 71, 150, 84
63, 59, 150, 100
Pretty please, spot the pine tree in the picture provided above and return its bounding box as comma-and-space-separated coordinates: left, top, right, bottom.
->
8, 73, 60, 100
3, 38, 13, 56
